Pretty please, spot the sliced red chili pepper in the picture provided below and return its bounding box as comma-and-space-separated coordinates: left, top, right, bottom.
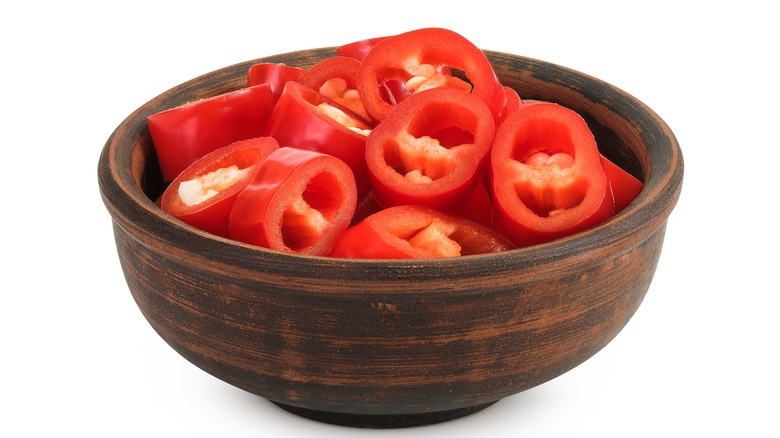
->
491, 102, 615, 247
453, 178, 494, 228
158, 137, 280, 238
228, 147, 357, 255
329, 205, 514, 259
521, 98, 644, 213
337, 33, 459, 105
335, 35, 436, 107
365, 87, 495, 211
336, 36, 387, 61
356, 27, 503, 123
148, 83, 276, 182
600, 154, 644, 213
246, 62, 305, 100
263, 81, 373, 196
297, 56, 370, 121
496, 86, 523, 126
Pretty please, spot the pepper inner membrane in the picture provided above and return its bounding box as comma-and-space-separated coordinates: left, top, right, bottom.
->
383, 102, 476, 183
281, 171, 346, 251
509, 120, 588, 217
178, 165, 250, 206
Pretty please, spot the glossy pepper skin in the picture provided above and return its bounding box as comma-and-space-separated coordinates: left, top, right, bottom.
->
490, 102, 615, 247
228, 147, 357, 256
496, 86, 523, 126
263, 81, 373, 196
522, 99, 644, 213
600, 154, 644, 213
329, 205, 514, 259
365, 87, 495, 211
148, 83, 276, 182
297, 56, 370, 121
336, 36, 387, 61
158, 137, 280, 238
246, 62, 305, 101
355, 27, 505, 123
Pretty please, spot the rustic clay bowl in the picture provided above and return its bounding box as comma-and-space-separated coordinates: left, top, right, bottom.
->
98, 47, 683, 428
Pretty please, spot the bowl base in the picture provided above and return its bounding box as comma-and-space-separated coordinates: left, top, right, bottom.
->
272, 400, 499, 428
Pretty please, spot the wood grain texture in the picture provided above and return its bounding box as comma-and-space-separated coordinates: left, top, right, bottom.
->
98, 48, 683, 427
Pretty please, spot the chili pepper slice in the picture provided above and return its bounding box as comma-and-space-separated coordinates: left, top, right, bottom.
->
336, 36, 388, 61
522, 98, 643, 212
600, 154, 644, 213
297, 56, 370, 121
365, 87, 495, 210
336, 32, 459, 106
148, 83, 276, 182
229, 147, 357, 256
158, 137, 280, 238
246, 62, 306, 101
263, 81, 373, 196
490, 102, 615, 247
329, 205, 514, 259
496, 86, 523, 126
453, 178, 494, 228
356, 27, 504, 123
335, 35, 427, 107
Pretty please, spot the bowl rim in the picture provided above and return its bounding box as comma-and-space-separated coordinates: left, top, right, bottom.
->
98, 47, 684, 286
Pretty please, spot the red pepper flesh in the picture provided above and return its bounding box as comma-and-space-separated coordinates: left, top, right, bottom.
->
263, 81, 373, 196
329, 205, 514, 259
491, 102, 615, 247
453, 178, 494, 228
496, 86, 523, 127
297, 56, 370, 121
365, 87, 495, 210
229, 147, 357, 255
246, 63, 306, 101
356, 27, 503, 123
336, 36, 388, 61
521, 98, 644, 213
600, 154, 644, 213
148, 83, 276, 182
159, 137, 280, 238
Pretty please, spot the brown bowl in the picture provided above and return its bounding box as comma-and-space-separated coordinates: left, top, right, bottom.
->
98, 47, 683, 428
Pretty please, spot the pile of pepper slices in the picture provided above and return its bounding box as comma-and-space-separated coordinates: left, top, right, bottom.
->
148, 27, 644, 259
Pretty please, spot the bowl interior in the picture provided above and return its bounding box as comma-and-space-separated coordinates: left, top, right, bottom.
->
104, 48, 681, 276
135, 50, 651, 204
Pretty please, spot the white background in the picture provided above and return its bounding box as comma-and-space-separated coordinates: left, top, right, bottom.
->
3, 1, 778, 436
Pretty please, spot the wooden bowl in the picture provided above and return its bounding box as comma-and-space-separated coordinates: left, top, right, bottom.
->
98, 47, 683, 428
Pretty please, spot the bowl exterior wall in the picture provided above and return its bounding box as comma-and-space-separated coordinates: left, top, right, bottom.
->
111, 216, 665, 415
